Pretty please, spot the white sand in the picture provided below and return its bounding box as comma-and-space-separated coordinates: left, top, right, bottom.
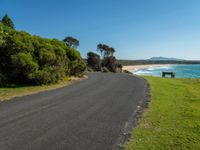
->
123, 64, 171, 72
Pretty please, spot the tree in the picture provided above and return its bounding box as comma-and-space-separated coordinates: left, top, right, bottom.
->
0, 27, 86, 85
97, 43, 115, 58
116, 63, 122, 73
87, 52, 101, 71
95, 43, 122, 72
63, 36, 79, 48
102, 56, 117, 72
109, 47, 115, 56
11, 52, 38, 80
1, 14, 15, 29
68, 59, 86, 76
0, 23, 4, 46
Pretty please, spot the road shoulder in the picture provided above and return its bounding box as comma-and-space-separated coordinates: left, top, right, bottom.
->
0, 76, 87, 101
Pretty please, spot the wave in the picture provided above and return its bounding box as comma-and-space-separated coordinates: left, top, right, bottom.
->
134, 70, 152, 74
133, 64, 200, 78
147, 66, 173, 71
134, 65, 173, 74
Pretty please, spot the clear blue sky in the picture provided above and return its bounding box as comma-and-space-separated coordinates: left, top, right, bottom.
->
1, 0, 200, 60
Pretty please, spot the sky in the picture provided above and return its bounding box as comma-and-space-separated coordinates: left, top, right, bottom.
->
1, 0, 200, 60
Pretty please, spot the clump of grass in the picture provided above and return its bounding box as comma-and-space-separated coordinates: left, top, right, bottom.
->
126, 77, 200, 150
0, 77, 73, 101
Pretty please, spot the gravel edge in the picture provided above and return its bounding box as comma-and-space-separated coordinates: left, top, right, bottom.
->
112, 75, 151, 150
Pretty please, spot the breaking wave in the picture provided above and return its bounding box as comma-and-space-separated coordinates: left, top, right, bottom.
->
132, 64, 200, 78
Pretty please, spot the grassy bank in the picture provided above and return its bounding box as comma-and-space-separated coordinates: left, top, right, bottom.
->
0, 77, 83, 101
126, 77, 200, 150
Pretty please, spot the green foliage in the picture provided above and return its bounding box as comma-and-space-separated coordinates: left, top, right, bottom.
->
97, 43, 115, 58
63, 36, 79, 48
6, 31, 35, 55
102, 56, 117, 72
0, 73, 8, 86
95, 43, 122, 72
87, 51, 101, 71
1, 14, 15, 29
0, 23, 4, 46
11, 52, 38, 74
29, 66, 66, 85
66, 48, 81, 61
66, 48, 86, 76
38, 48, 56, 66
68, 59, 86, 76
0, 22, 86, 85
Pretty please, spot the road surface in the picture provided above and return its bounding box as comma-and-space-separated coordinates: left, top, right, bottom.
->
0, 73, 148, 150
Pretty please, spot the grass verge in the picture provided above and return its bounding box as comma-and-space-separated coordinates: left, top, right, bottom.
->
0, 76, 85, 101
126, 76, 200, 150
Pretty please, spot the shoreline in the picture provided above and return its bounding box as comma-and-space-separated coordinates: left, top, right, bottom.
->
123, 64, 172, 72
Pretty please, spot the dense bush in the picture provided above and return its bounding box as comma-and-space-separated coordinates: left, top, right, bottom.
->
68, 59, 86, 76
0, 73, 7, 86
0, 22, 86, 85
102, 56, 118, 72
66, 48, 86, 76
66, 48, 81, 61
1, 14, 15, 29
88, 43, 123, 73
87, 52, 101, 71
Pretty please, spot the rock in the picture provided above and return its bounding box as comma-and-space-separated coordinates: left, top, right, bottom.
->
123, 70, 133, 74
102, 67, 110, 72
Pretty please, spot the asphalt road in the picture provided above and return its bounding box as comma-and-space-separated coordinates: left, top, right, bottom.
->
0, 73, 148, 150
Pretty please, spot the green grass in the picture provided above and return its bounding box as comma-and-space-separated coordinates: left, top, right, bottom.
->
0, 77, 74, 101
126, 77, 200, 150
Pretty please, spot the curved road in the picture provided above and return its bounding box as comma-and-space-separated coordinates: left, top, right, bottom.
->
0, 73, 148, 150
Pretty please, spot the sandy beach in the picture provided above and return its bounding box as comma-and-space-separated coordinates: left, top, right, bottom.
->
123, 64, 171, 72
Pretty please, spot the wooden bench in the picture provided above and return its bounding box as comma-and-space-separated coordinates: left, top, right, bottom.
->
162, 72, 175, 78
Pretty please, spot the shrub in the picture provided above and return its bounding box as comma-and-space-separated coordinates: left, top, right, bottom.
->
29, 70, 51, 85
68, 59, 86, 77
6, 31, 35, 54
66, 48, 81, 61
11, 52, 38, 82
116, 63, 123, 73
11, 52, 38, 72
0, 23, 4, 46
102, 56, 117, 72
0, 22, 86, 85
87, 52, 101, 71
0, 73, 8, 86
28, 66, 66, 85
1, 14, 15, 29
38, 48, 57, 66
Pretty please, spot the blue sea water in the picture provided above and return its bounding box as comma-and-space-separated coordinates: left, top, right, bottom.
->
133, 64, 200, 78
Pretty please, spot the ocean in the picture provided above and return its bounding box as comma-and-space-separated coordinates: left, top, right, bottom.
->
133, 64, 200, 78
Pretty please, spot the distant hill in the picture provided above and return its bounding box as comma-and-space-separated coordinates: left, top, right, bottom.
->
148, 57, 183, 61
117, 59, 200, 66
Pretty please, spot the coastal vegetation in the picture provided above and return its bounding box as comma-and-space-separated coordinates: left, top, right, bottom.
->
1, 14, 15, 29
126, 77, 200, 150
87, 44, 122, 72
87, 52, 101, 71
63, 36, 79, 48
0, 14, 86, 86
0, 14, 123, 100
